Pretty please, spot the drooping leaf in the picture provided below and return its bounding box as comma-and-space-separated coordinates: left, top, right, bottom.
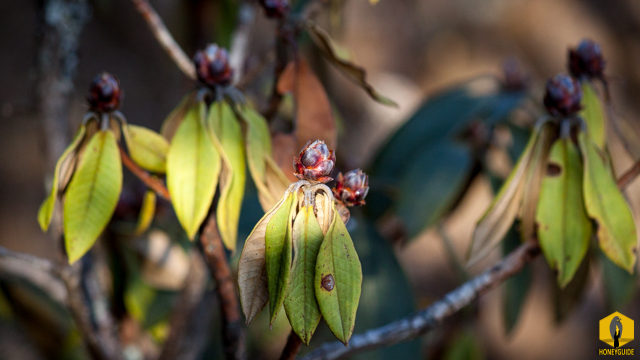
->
123, 124, 169, 173
38, 125, 86, 231
536, 138, 591, 287
209, 101, 246, 251
284, 205, 324, 344
277, 58, 337, 151
520, 122, 555, 241
578, 132, 637, 272
238, 195, 289, 324
600, 250, 637, 311
467, 125, 542, 266
502, 225, 532, 334
161, 91, 197, 141
395, 142, 472, 237
580, 82, 606, 150
270, 132, 298, 183
315, 205, 362, 344
133, 190, 157, 236
265, 191, 297, 325
442, 330, 485, 360
315, 192, 335, 234
554, 253, 590, 323
64, 130, 122, 263
166, 102, 221, 240
306, 23, 397, 107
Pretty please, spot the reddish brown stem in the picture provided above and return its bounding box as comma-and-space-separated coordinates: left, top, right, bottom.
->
616, 158, 640, 189
119, 147, 171, 200
279, 331, 303, 360
130, 0, 196, 80
200, 213, 246, 360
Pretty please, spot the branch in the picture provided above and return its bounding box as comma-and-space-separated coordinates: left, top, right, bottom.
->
130, 0, 196, 80
229, 3, 256, 85
300, 239, 541, 360
279, 331, 303, 360
200, 213, 246, 360
119, 147, 171, 200
617, 158, 640, 189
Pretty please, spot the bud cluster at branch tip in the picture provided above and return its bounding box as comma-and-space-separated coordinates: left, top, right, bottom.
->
333, 169, 369, 207
87, 72, 122, 112
543, 73, 582, 118
293, 140, 336, 183
259, 0, 290, 19
569, 39, 606, 80
194, 44, 233, 87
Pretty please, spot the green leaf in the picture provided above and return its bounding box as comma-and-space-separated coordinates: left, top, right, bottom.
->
161, 91, 197, 141
123, 124, 169, 173
536, 138, 592, 287
315, 205, 362, 344
578, 132, 637, 272
133, 190, 156, 236
238, 195, 289, 324
600, 250, 637, 311
502, 225, 532, 334
166, 102, 221, 240
265, 191, 296, 325
63, 130, 122, 264
38, 125, 86, 231
395, 142, 472, 237
580, 82, 606, 150
209, 101, 246, 251
284, 205, 324, 345
442, 330, 484, 360
467, 125, 542, 266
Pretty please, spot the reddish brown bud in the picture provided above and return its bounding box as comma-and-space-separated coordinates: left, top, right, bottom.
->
259, 0, 290, 19
293, 140, 335, 183
543, 74, 582, 118
193, 44, 233, 87
569, 39, 605, 80
87, 72, 122, 112
502, 57, 530, 92
333, 169, 369, 207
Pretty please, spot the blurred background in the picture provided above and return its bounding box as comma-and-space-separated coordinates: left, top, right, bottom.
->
2, 0, 640, 359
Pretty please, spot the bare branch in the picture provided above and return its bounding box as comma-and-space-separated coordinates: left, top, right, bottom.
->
229, 3, 256, 84
200, 213, 246, 360
130, 0, 196, 80
119, 146, 171, 200
301, 240, 541, 360
617, 158, 640, 189
279, 331, 303, 360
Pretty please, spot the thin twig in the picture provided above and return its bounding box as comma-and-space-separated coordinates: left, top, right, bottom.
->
279, 331, 303, 360
130, 0, 196, 80
300, 239, 541, 360
119, 146, 171, 200
616, 158, 640, 189
200, 213, 246, 360
229, 3, 256, 84
262, 22, 293, 121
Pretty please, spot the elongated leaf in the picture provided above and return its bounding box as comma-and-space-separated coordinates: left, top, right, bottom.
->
580, 82, 606, 150
467, 126, 541, 266
442, 330, 485, 360
123, 124, 169, 173
209, 101, 246, 251
315, 192, 334, 234
315, 205, 362, 344
166, 102, 221, 240
265, 192, 296, 324
133, 190, 157, 236
306, 23, 397, 107
284, 206, 324, 344
578, 132, 637, 272
502, 225, 532, 334
600, 250, 637, 311
38, 126, 86, 231
161, 91, 197, 141
238, 195, 289, 324
64, 130, 122, 263
536, 139, 592, 287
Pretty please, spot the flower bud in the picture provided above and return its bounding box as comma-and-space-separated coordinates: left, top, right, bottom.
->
293, 140, 335, 183
259, 0, 290, 19
569, 39, 605, 80
543, 74, 582, 118
87, 72, 122, 112
502, 57, 530, 92
333, 169, 369, 207
193, 44, 233, 87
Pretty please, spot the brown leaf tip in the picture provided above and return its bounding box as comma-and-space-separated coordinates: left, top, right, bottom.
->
293, 140, 336, 183
321, 274, 335, 291
569, 39, 606, 80
543, 73, 582, 118
87, 72, 122, 112
333, 169, 369, 207
194, 44, 233, 87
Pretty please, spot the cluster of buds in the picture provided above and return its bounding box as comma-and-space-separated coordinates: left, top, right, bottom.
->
259, 0, 290, 19
294, 140, 336, 183
333, 169, 369, 207
569, 39, 606, 80
543, 73, 582, 118
501, 57, 530, 92
194, 44, 233, 87
87, 72, 122, 112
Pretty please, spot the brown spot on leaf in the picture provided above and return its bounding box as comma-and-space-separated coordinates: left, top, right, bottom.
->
321, 274, 335, 291
547, 163, 562, 176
